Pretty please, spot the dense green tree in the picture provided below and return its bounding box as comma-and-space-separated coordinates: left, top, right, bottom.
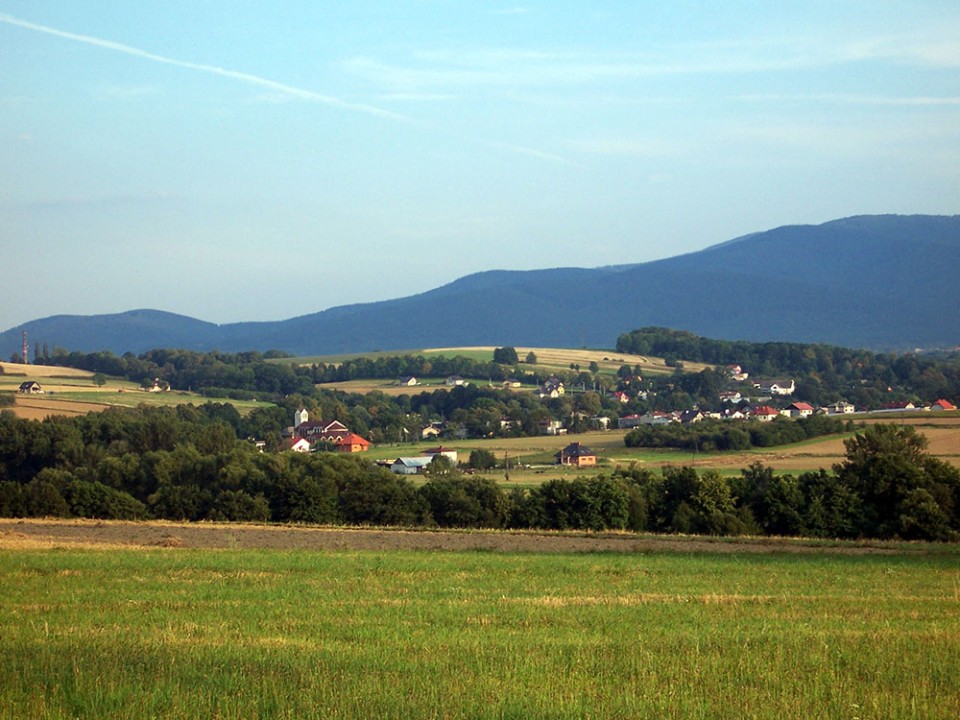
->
468, 448, 497, 470
835, 424, 960, 539
492, 347, 519, 365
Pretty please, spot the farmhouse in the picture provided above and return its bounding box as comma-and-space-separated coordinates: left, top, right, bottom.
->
18, 381, 43, 394
398, 376, 418, 387
536, 377, 565, 398
783, 402, 815, 418
420, 423, 442, 439
445, 375, 465, 386
555, 442, 597, 467
930, 399, 957, 411
284, 438, 312, 453
823, 401, 856, 415
750, 405, 780, 422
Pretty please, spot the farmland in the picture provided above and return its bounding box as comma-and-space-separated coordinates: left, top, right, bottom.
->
373, 414, 960, 483
0, 361, 266, 420
1, 520, 958, 719
283, 345, 712, 377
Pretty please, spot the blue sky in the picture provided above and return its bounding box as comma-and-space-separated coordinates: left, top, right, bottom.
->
2, 1, 958, 331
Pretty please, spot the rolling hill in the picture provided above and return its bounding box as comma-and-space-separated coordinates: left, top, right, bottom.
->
3, 214, 959, 356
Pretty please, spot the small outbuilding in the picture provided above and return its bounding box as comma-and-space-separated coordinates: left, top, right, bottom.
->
390, 457, 434, 475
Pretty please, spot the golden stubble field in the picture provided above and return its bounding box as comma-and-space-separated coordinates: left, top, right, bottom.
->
423, 345, 713, 374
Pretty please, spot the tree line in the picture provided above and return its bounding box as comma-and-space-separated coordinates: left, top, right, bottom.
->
1, 406, 957, 541
624, 415, 853, 452
617, 327, 960, 408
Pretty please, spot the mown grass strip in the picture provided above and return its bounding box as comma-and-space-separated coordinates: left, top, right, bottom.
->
2, 547, 958, 719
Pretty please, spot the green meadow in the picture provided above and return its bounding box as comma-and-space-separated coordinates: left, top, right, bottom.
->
2, 545, 958, 719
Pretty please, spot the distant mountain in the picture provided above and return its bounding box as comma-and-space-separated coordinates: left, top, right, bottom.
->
3, 214, 959, 356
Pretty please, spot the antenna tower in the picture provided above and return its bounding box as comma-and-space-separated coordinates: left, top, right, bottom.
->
22, 331, 28, 364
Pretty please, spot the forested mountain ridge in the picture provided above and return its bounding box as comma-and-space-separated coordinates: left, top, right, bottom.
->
3, 214, 959, 356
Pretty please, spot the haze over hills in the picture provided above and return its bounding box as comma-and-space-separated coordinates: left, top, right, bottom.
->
3, 214, 959, 357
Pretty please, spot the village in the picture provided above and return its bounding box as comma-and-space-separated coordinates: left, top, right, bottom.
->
267, 362, 957, 475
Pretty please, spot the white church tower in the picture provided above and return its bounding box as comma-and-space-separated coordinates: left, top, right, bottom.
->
294, 408, 309, 428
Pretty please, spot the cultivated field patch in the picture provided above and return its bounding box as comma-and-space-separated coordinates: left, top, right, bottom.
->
2, 521, 957, 719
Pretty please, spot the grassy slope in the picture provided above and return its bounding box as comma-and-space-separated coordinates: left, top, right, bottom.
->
1, 545, 957, 719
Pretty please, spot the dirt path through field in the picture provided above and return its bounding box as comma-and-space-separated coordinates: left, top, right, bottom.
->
0, 518, 921, 555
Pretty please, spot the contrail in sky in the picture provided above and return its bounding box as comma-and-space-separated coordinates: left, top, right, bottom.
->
0, 13, 407, 121
0, 12, 568, 164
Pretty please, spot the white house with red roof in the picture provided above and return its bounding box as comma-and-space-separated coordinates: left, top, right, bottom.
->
783, 401, 815, 418
930, 399, 957, 411
750, 405, 780, 422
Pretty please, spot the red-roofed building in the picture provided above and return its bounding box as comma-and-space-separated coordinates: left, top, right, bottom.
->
333, 433, 371, 453
783, 401, 815, 418
930, 399, 957, 411
750, 405, 780, 422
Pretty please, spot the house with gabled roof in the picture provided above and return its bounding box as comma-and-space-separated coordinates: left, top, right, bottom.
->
679, 409, 704, 424
285, 437, 312, 453
18, 381, 43, 394
333, 433, 371, 453
536, 377, 565, 398
783, 401, 815, 418
390, 457, 434, 475
823, 401, 855, 415
930, 399, 957, 411
750, 405, 780, 422
555, 442, 597, 467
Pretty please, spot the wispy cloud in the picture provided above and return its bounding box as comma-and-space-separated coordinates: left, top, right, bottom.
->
0, 13, 406, 122
0, 12, 567, 163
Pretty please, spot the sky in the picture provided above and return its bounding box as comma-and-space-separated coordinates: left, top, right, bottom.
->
2, 1, 958, 331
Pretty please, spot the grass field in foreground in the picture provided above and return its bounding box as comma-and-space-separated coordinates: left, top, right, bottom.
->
2, 545, 958, 719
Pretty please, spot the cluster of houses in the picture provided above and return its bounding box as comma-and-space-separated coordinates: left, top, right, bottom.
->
283, 409, 371, 453
617, 401, 821, 428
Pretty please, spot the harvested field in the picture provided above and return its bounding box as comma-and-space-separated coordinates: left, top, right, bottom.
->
422, 345, 712, 374
0, 518, 922, 555
0, 361, 93, 379
9, 396, 108, 420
